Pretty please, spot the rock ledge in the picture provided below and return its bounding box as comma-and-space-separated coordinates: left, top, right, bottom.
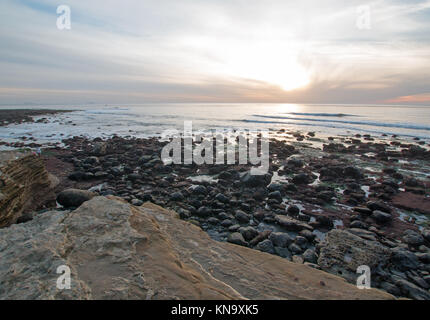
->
0, 196, 394, 300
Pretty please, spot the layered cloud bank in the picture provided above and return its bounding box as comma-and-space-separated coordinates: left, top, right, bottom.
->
0, 0, 429, 104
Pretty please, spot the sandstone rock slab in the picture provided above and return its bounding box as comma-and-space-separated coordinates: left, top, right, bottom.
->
0, 197, 393, 300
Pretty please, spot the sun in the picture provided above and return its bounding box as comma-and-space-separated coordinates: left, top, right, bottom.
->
269, 62, 311, 91
223, 45, 311, 92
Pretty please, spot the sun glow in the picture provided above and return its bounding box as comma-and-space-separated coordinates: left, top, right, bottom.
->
180, 36, 312, 92
218, 42, 311, 91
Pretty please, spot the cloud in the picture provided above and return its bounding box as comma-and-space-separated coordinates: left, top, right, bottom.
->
384, 93, 430, 103
0, 0, 429, 104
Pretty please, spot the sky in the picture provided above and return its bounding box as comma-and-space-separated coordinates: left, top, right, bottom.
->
0, 0, 429, 105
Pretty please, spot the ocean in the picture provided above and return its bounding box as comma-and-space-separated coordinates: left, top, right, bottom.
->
1, 103, 430, 145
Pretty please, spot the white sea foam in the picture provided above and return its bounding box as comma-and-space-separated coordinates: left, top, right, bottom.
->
0, 104, 429, 145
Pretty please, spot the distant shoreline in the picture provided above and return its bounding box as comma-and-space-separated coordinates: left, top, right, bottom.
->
0, 109, 74, 127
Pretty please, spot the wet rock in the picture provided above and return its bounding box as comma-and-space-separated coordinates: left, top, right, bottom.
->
275, 215, 313, 231
316, 191, 336, 203
239, 226, 259, 241
292, 173, 312, 185
405, 145, 427, 158
297, 214, 311, 222
316, 215, 334, 228
196, 206, 211, 217
284, 184, 298, 192
317, 229, 391, 283
84, 156, 100, 165
289, 243, 303, 255
422, 229, 430, 242
268, 191, 283, 202
404, 177, 423, 188
287, 159, 304, 168
190, 185, 207, 195
287, 205, 300, 215
346, 228, 377, 241
267, 183, 284, 192
139, 193, 153, 202
207, 217, 219, 225
344, 166, 363, 180
253, 188, 268, 201
227, 232, 248, 247
57, 189, 97, 208
371, 210, 392, 223
303, 249, 318, 264
299, 229, 316, 241
215, 193, 230, 204
68, 171, 89, 181
94, 171, 108, 178
221, 219, 234, 228
170, 192, 184, 201
235, 210, 250, 223
320, 167, 342, 181
274, 247, 292, 260
402, 230, 425, 247
350, 220, 368, 230
131, 199, 143, 206
240, 202, 251, 212
269, 232, 293, 248
218, 171, 233, 180
418, 245, 430, 253
392, 192, 430, 215
218, 212, 233, 220
383, 167, 396, 175
323, 143, 346, 153
392, 172, 404, 180
16, 212, 34, 224
380, 282, 401, 296
255, 239, 275, 254
354, 207, 373, 215
91, 142, 107, 156
240, 171, 272, 188
391, 247, 420, 271
394, 279, 430, 300
127, 173, 142, 181
228, 224, 240, 232
295, 236, 308, 248
252, 210, 265, 222
367, 201, 391, 213
249, 230, 271, 246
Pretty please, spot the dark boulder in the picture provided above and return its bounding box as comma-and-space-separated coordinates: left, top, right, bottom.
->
240, 171, 272, 188
255, 239, 275, 254
57, 189, 97, 208
227, 232, 248, 246
292, 173, 312, 185
371, 210, 392, 223
391, 247, 420, 271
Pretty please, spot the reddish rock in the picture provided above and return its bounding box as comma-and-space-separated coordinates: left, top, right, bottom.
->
392, 192, 430, 215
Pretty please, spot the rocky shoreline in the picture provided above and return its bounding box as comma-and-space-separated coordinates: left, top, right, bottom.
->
1, 127, 430, 299
0, 109, 73, 127
0, 195, 393, 300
